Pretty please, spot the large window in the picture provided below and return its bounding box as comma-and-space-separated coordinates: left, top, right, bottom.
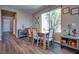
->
41, 8, 61, 33
41, 12, 50, 33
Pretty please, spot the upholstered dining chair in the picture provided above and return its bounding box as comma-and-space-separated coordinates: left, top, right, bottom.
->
27, 28, 32, 42
47, 30, 54, 49
38, 33, 47, 49
32, 28, 40, 46
39, 31, 54, 49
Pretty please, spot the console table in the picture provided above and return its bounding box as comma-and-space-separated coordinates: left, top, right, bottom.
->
61, 35, 79, 53
18, 29, 27, 38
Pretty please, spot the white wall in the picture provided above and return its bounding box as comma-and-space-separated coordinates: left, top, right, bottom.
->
0, 6, 32, 39
16, 10, 32, 37
62, 5, 79, 35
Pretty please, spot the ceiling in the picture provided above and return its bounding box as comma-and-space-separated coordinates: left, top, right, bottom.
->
6, 5, 49, 14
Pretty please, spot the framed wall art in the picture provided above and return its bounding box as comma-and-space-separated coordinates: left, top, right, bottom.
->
34, 17, 39, 24
62, 7, 70, 14
71, 7, 79, 15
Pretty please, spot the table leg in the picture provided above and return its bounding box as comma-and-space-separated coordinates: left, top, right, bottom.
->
43, 39, 46, 49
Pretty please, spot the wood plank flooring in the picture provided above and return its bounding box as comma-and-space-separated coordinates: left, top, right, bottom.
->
0, 33, 53, 54
0, 33, 75, 54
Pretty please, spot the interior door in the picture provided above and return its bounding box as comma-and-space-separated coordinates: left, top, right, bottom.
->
3, 16, 12, 33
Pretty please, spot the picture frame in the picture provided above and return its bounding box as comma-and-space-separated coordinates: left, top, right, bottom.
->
62, 7, 70, 14
71, 7, 79, 15
34, 17, 39, 24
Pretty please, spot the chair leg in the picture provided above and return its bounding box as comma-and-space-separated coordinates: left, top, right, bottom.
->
40, 40, 42, 46
47, 40, 49, 49
32, 39, 34, 45
27, 37, 30, 42
43, 40, 46, 49
28, 37, 31, 42
37, 40, 39, 47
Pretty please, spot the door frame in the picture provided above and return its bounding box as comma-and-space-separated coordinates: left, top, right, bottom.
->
1, 9, 17, 39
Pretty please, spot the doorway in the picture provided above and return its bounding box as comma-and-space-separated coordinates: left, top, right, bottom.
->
1, 10, 17, 40
3, 16, 13, 33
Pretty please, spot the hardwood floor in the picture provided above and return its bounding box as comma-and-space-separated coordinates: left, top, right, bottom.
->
0, 33, 53, 54
0, 33, 75, 54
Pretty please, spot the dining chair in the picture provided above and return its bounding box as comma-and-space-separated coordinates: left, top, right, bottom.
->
27, 28, 32, 42
39, 31, 54, 49
47, 30, 54, 49
37, 33, 46, 49
32, 28, 40, 46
